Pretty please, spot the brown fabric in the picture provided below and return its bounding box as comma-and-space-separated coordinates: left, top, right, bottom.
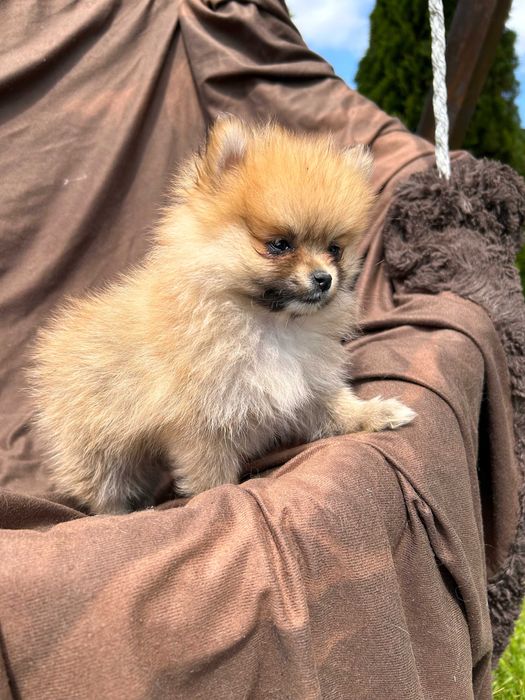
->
382, 158, 525, 660
0, 0, 519, 697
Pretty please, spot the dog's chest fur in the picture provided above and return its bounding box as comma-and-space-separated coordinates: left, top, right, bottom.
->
193, 315, 346, 454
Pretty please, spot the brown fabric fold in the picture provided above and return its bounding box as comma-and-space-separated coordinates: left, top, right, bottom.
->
0, 0, 519, 697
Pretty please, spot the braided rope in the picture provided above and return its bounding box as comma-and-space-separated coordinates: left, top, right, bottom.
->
428, 0, 451, 179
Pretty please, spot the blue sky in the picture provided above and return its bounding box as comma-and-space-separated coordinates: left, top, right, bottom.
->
287, 0, 525, 125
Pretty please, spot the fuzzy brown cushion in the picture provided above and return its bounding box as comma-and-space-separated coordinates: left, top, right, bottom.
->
383, 158, 525, 660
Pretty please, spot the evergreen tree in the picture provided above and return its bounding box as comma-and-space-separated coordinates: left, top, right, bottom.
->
355, 0, 454, 132
355, 0, 525, 176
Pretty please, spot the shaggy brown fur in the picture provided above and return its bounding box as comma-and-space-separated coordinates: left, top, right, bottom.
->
29, 118, 415, 514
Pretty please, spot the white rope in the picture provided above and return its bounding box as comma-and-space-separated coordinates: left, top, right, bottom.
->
428, 0, 451, 179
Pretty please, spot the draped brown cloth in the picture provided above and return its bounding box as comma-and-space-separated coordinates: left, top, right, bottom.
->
0, 1, 520, 698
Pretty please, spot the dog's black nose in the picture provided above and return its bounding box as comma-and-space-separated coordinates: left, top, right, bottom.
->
312, 270, 332, 292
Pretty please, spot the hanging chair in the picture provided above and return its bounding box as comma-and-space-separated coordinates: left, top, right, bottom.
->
0, 0, 523, 698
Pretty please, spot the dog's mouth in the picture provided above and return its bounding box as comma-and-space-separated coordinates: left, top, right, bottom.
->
255, 287, 329, 313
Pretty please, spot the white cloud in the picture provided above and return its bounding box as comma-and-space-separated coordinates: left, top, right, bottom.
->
508, 2, 525, 60
289, 1, 525, 66
287, 0, 374, 53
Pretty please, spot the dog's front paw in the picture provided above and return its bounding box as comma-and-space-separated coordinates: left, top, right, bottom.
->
358, 396, 416, 432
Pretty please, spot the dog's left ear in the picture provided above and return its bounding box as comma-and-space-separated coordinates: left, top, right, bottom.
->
342, 144, 374, 179
206, 115, 249, 177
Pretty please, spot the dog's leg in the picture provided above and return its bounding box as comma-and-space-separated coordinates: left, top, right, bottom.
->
324, 386, 416, 435
49, 445, 156, 514
166, 435, 241, 497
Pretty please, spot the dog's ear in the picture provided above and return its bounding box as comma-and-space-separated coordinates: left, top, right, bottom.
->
205, 115, 249, 176
342, 144, 374, 179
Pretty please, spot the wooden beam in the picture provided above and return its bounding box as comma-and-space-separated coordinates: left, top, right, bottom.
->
417, 0, 512, 149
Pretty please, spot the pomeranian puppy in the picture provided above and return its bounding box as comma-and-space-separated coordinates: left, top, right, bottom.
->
30, 117, 415, 514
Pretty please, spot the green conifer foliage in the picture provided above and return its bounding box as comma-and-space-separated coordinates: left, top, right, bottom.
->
355, 0, 525, 176
355, 0, 455, 132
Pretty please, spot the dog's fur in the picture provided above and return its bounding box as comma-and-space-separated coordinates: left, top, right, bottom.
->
30, 118, 415, 514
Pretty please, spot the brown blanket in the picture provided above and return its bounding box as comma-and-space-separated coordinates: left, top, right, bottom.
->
0, 0, 521, 697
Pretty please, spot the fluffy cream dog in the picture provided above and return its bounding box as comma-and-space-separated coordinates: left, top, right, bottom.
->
30, 118, 415, 514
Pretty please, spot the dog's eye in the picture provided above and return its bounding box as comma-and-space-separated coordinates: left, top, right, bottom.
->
268, 239, 293, 255
328, 243, 342, 260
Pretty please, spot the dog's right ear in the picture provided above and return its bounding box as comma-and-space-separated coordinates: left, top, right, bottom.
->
205, 115, 249, 177
171, 116, 249, 204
